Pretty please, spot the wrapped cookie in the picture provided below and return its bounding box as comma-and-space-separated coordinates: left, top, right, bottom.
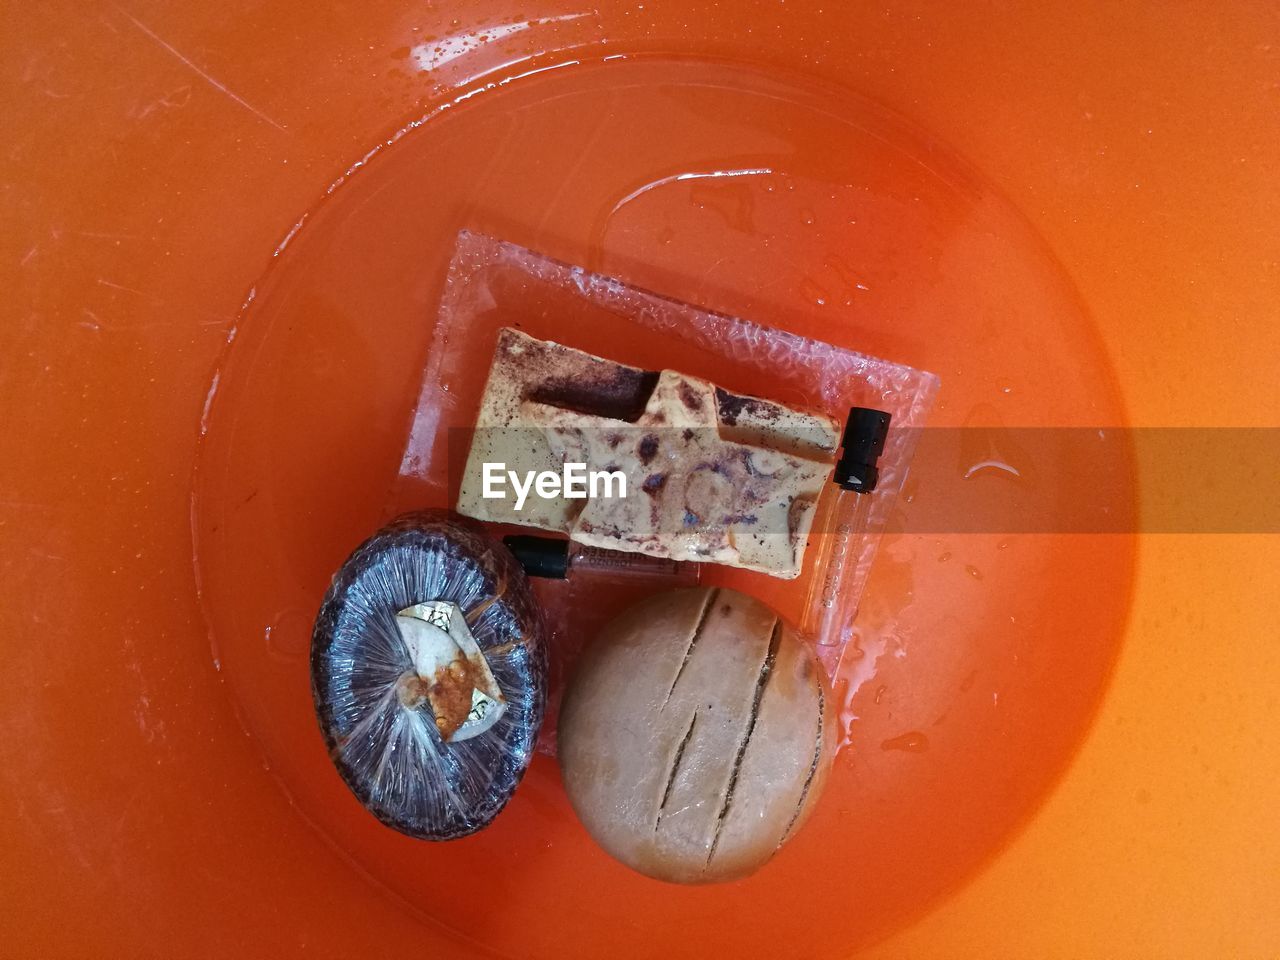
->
311, 512, 546, 839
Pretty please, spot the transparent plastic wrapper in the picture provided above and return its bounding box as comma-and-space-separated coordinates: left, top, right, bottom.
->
311, 512, 546, 839
392, 232, 938, 750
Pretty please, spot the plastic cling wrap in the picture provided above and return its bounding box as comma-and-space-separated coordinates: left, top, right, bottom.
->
311, 512, 546, 839
393, 233, 938, 744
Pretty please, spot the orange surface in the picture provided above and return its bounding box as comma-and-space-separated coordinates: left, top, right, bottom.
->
2, 2, 1277, 958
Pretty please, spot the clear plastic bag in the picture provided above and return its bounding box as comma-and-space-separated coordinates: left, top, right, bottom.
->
391, 231, 938, 749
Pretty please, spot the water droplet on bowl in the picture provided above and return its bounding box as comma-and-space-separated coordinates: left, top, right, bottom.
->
266, 609, 311, 661
881, 731, 929, 753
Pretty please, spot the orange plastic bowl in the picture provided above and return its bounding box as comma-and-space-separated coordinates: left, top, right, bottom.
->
2, 2, 1276, 957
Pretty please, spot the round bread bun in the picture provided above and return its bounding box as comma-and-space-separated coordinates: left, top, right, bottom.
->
559, 586, 833, 883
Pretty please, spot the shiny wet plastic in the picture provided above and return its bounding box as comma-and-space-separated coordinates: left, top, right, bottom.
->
4, 4, 1277, 958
